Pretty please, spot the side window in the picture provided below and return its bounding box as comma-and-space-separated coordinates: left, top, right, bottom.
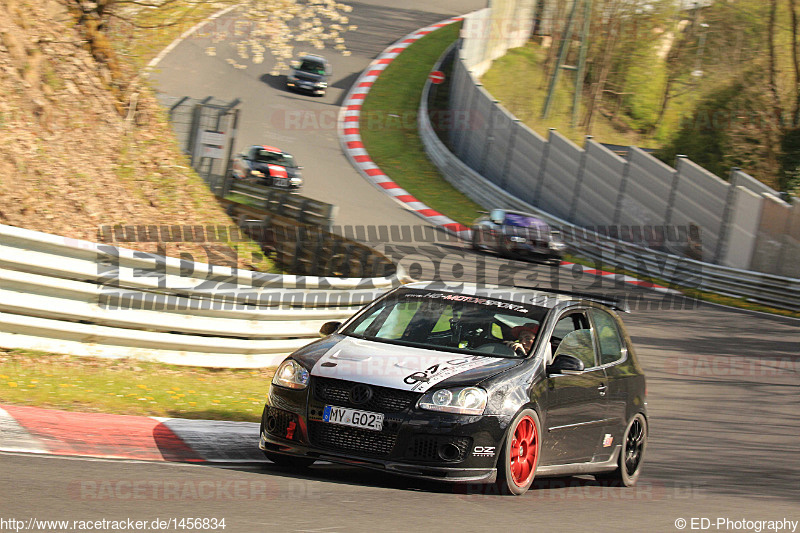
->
590, 309, 625, 365
550, 312, 596, 368
553, 329, 596, 369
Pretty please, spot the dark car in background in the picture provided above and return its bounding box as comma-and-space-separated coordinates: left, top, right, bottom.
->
471, 209, 566, 264
259, 282, 648, 495
231, 145, 303, 190
286, 54, 331, 96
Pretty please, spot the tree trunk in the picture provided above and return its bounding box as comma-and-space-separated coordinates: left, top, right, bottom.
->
789, 0, 800, 127
584, 16, 620, 133
768, 0, 783, 132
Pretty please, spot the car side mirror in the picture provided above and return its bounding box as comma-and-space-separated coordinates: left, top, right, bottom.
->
547, 354, 585, 375
319, 321, 341, 336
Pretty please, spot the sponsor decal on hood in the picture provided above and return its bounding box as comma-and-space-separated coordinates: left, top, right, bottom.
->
267, 164, 288, 179
310, 337, 499, 393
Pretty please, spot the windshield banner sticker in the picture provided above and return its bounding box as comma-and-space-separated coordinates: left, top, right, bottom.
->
406, 291, 532, 314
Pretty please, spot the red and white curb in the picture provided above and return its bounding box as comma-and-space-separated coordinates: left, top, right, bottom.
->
0, 405, 263, 463
557, 263, 680, 295
337, 16, 471, 241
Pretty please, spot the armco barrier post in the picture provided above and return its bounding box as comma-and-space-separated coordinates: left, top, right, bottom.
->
568, 135, 592, 222
533, 128, 555, 207
713, 167, 740, 264
612, 150, 633, 227
499, 119, 520, 189
664, 155, 686, 227
480, 103, 497, 175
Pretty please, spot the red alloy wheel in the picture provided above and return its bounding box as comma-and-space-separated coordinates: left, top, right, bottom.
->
509, 415, 538, 487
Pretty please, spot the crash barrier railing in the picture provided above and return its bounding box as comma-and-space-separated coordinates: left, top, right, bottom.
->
418, 49, 800, 313
0, 224, 400, 367
219, 199, 396, 278
220, 177, 338, 230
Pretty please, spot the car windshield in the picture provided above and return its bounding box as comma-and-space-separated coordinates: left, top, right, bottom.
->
299, 60, 326, 75
504, 213, 550, 230
255, 149, 296, 168
341, 288, 548, 358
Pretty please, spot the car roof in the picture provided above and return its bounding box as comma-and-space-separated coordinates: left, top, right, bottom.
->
257, 145, 283, 154
298, 54, 328, 64
400, 282, 628, 312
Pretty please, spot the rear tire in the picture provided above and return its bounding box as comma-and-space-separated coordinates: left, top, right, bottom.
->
263, 451, 316, 469
596, 413, 647, 486
497, 408, 541, 495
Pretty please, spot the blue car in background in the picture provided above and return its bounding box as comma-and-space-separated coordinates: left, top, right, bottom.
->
471, 209, 567, 264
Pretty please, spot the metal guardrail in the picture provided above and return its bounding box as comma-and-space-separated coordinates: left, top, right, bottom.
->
0, 224, 400, 367
418, 50, 800, 313
221, 178, 337, 229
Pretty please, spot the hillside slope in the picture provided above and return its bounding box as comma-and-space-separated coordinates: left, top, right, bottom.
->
0, 0, 267, 270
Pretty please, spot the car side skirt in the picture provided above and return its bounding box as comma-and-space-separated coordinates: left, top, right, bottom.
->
535, 445, 621, 477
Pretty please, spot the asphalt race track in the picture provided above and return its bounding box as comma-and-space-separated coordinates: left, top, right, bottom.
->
150, 0, 482, 228
2, 1, 798, 532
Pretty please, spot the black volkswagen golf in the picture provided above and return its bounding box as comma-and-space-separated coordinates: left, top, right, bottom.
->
260, 282, 647, 495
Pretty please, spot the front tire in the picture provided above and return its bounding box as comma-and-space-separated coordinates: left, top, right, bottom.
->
263, 451, 316, 469
596, 413, 647, 486
497, 408, 541, 495
470, 230, 482, 251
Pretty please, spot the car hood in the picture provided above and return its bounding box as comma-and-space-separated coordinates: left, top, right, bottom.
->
252, 162, 300, 178
293, 335, 523, 393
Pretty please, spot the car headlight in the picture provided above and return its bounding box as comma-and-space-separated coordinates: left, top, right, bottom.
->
251, 169, 264, 178
418, 386, 487, 415
289, 176, 303, 186
509, 236, 526, 243
549, 241, 566, 251
272, 360, 310, 390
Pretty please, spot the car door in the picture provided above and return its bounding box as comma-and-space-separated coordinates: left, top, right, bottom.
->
587, 307, 631, 462
541, 310, 609, 465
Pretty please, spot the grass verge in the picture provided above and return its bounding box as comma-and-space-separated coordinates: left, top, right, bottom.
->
0, 350, 273, 422
359, 22, 484, 226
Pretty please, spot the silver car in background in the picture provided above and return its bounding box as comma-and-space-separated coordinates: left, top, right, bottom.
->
471, 209, 566, 264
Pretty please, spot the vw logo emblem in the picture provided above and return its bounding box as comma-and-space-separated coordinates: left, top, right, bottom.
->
349, 384, 373, 405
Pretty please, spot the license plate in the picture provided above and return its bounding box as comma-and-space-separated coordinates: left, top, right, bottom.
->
275, 177, 289, 187
323, 405, 383, 431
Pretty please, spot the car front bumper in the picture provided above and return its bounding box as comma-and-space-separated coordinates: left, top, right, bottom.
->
259, 385, 507, 484
259, 431, 497, 483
